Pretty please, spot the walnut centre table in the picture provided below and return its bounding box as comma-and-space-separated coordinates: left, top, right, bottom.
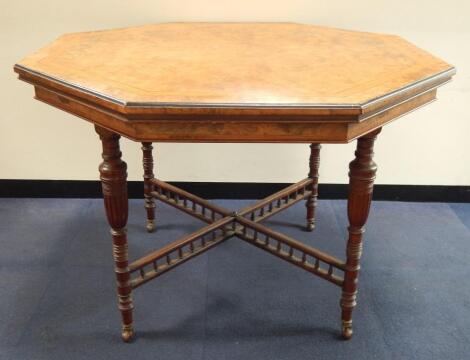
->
14, 22, 455, 342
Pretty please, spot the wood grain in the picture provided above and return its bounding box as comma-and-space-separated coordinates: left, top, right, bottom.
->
30, 84, 438, 143
341, 128, 381, 340
95, 125, 134, 342
15, 22, 454, 116
141, 142, 156, 232
306, 144, 321, 231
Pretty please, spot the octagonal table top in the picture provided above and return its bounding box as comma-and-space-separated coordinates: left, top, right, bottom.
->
14, 23, 455, 143
14, 22, 454, 116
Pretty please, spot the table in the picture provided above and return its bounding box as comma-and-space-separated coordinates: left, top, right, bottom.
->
14, 23, 455, 342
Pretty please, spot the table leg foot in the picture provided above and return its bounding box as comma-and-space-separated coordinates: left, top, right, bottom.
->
146, 219, 156, 233
341, 320, 353, 340
121, 325, 135, 342
306, 220, 315, 232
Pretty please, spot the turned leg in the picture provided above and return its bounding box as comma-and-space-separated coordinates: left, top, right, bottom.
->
142, 142, 156, 232
95, 125, 134, 342
340, 128, 381, 339
306, 143, 321, 231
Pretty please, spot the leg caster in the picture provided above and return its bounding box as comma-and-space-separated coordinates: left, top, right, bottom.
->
121, 324, 135, 342
146, 219, 155, 233
306, 143, 321, 231
306, 221, 315, 232
341, 320, 353, 340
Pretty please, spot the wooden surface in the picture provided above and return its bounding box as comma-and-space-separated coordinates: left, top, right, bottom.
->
15, 23, 454, 114
306, 144, 321, 231
95, 126, 134, 342
14, 23, 455, 142
341, 128, 380, 339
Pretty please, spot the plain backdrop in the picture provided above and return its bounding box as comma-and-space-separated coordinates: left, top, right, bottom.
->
1, 0, 468, 185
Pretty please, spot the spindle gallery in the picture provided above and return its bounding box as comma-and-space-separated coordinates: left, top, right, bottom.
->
14, 23, 455, 342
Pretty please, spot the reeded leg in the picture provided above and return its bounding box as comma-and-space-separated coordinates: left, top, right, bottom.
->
142, 142, 156, 232
95, 125, 134, 342
306, 143, 321, 231
340, 128, 381, 340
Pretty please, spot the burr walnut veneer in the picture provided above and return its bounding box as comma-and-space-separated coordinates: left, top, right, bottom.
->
14, 22, 455, 342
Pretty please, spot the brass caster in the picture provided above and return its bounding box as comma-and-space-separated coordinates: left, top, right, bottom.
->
121, 325, 134, 342
342, 321, 353, 340
146, 220, 155, 233
306, 222, 315, 232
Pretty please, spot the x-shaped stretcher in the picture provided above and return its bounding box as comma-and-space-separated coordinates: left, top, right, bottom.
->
129, 177, 345, 289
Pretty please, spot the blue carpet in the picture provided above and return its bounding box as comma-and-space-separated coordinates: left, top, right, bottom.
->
0, 198, 469, 359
